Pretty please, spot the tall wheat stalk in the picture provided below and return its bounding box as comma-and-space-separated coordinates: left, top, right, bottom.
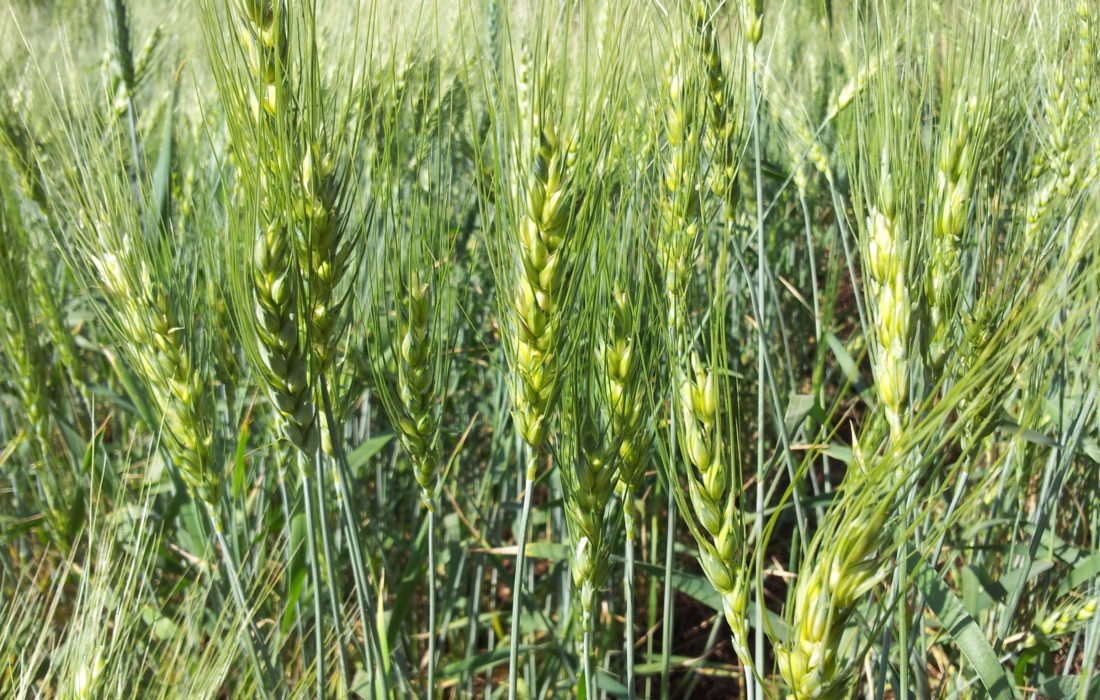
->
204, 1, 375, 694
43, 55, 281, 692
4, 0, 1100, 697
362, 52, 462, 690
502, 114, 574, 700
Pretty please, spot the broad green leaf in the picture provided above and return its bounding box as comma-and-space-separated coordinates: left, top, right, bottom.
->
914, 554, 1020, 699
347, 433, 396, 476
825, 332, 870, 396
231, 420, 250, 500
1055, 551, 1100, 599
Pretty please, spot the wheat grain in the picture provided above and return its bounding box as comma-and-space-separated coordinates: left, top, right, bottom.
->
510, 119, 573, 456
393, 269, 441, 506
675, 352, 752, 665
657, 67, 702, 337
605, 288, 650, 540
865, 159, 909, 442
776, 492, 890, 700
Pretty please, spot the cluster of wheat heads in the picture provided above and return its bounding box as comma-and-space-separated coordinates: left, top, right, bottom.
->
0, 0, 1098, 698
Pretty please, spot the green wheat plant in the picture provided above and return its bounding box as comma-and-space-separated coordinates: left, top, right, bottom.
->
476, 7, 620, 693
361, 46, 467, 694
1, 0, 1099, 698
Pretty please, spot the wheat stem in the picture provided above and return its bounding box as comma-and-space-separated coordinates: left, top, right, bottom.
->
582, 625, 595, 699
750, 46, 766, 700
507, 448, 537, 700
319, 375, 383, 693
298, 450, 326, 700
428, 506, 437, 698
206, 502, 280, 700
623, 530, 637, 699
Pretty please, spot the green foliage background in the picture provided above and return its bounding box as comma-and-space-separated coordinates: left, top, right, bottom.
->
0, 1, 1097, 698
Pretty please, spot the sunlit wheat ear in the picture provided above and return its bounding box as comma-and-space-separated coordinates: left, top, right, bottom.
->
92, 250, 221, 503
510, 119, 574, 458
1023, 595, 1098, 649
776, 434, 894, 700
561, 416, 618, 622
675, 352, 751, 665
829, 51, 884, 122
225, 0, 319, 453
33, 37, 224, 509
147, 299, 220, 504
776, 500, 890, 700
61, 186, 221, 505
690, 1, 741, 221
777, 101, 832, 196
926, 93, 978, 368
1024, 6, 1099, 255
864, 156, 909, 443
559, 289, 627, 697
604, 288, 651, 540
393, 269, 441, 507
299, 141, 356, 457
657, 66, 703, 337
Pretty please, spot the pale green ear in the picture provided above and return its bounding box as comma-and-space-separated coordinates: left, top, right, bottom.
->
3, 0, 1099, 698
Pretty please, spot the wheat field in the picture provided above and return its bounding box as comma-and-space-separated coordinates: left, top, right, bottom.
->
0, 0, 1098, 698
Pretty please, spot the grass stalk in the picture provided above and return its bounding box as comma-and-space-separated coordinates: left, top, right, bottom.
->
749, 45, 766, 700
206, 503, 278, 700
319, 376, 384, 696
428, 505, 437, 698
583, 625, 594, 699
298, 450, 327, 700
661, 423, 676, 700
623, 532, 636, 699
507, 449, 537, 700
313, 456, 350, 689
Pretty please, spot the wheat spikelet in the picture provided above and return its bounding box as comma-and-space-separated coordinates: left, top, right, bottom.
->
604, 289, 651, 539
393, 270, 441, 506
776, 492, 890, 700
739, 0, 764, 46
657, 67, 703, 337
676, 352, 751, 663
865, 159, 909, 441
510, 119, 573, 459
